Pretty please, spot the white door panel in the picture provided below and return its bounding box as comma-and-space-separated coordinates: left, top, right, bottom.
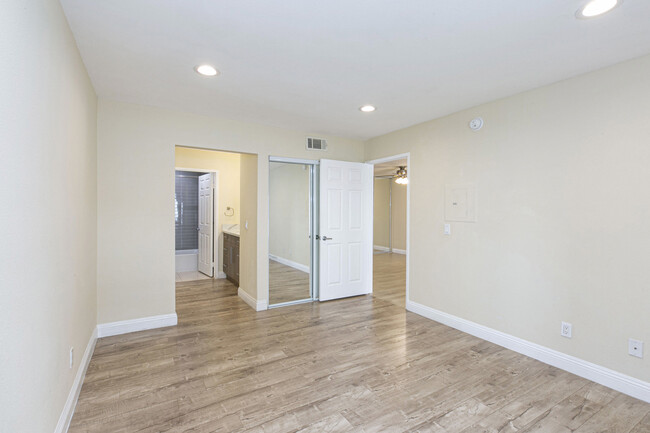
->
319, 159, 373, 301
198, 173, 214, 277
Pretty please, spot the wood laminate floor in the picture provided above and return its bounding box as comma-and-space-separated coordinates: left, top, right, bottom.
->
372, 252, 407, 308
70, 261, 650, 432
269, 259, 311, 305
176, 271, 212, 282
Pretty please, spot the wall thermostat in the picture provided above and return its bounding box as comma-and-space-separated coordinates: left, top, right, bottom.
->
469, 117, 484, 131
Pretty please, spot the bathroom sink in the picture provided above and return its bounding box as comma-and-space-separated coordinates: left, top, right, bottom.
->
222, 224, 240, 237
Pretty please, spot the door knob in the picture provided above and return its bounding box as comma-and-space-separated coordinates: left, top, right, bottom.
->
322, 236, 332, 241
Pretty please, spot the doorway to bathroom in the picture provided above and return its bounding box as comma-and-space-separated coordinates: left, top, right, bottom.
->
174, 146, 243, 284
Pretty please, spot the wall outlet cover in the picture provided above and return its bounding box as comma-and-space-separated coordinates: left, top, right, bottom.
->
629, 339, 644, 358
561, 322, 572, 338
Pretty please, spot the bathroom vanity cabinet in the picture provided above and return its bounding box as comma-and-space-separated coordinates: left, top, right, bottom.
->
223, 232, 239, 287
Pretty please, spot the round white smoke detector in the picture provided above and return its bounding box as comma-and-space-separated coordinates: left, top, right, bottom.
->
469, 117, 484, 131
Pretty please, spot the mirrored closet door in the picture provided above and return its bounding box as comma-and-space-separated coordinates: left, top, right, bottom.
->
268, 158, 318, 307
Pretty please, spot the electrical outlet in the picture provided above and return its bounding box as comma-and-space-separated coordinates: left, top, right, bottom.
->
561, 322, 572, 338
69, 347, 74, 369
629, 339, 644, 359
444, 223, 451, 235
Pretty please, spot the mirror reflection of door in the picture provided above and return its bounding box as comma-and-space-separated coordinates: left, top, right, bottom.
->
269, 161, 312, 305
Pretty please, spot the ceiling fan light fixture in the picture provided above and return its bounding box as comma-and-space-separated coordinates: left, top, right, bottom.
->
395, 176, 408, 185
394, 166, 408, 184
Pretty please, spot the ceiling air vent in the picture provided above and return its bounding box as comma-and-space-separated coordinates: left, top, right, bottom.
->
306, 137, 327, 151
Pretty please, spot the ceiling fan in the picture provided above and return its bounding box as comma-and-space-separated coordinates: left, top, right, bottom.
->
393, 166, 408, 185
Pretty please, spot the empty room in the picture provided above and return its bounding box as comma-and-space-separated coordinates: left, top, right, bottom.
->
2, 0, 650, 432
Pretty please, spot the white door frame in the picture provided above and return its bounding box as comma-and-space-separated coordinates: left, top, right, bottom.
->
175, 167, 219, 279
365, 153, 410, 307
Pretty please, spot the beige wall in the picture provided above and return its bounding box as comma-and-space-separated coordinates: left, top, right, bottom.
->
269, 163, 311, 267
373, 179, 407, 251
175, 147, 241, 275
365, 54, 650, 382
239, 154, 259, 300
0, 0, 98, 431
97, 99, 364, 322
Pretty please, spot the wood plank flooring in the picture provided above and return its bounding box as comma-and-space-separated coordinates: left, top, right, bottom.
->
372, 252, 407, 308
69, 258, 650, 432
269, 259, 310, 305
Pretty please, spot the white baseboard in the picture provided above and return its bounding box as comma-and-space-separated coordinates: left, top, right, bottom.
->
373, 245, 406, 255
238, 287, 268, 311
96, 313, 178, 338
406, 300, 650, 403
54, 327, 97, 433
269, 254, 309, 273
217, 271, 227, 279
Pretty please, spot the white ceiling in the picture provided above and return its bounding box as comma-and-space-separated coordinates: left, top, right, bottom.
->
60, 0, 650, 140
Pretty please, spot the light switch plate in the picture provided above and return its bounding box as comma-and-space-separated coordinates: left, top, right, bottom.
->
444, 224, 451, 235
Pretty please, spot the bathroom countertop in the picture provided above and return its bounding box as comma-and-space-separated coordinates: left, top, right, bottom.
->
222, 224, 240, 237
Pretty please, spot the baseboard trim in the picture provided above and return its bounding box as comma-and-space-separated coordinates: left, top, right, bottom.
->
54, 327, 97, 433
269, 254, 309, 273
238, 287, 268, 311
217, 271, 227, 279
406, 300, 650, 404
96, 313, 178, 338
373, 245, 406, 255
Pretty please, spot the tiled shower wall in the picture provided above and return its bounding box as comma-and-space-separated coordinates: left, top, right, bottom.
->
175, 171, 206, 250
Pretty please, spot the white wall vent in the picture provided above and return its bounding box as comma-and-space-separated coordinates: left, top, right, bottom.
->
306, 137, 327, 151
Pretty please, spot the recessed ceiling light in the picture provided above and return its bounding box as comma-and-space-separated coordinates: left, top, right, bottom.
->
576, 0, 621, 19
195, 64, 219, 76
359, 105, 376, 113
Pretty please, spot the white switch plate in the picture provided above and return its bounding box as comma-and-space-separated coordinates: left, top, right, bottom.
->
629, 339, 644, 358
69, 347, 74, 369
561, 322, 572, 338
444, 224, 451, 235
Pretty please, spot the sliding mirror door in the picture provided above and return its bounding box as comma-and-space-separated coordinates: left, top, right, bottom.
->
268, 159, 317, 306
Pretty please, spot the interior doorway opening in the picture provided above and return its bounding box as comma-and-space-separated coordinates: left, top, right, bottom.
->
174, 146, 249, 291
368, 154, 410, 309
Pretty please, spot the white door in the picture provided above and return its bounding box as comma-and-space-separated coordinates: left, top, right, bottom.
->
319, 159, 373, 301
198, 173, 214, 276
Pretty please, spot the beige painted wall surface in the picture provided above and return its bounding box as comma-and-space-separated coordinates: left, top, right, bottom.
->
269, 163, 310, 267
373, 179, 407, 251
175, 147, 241, 275
239, 154, 258, 300
0, 0, 98, 431
97, 99, 364, 322
365, 54, 650, 382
